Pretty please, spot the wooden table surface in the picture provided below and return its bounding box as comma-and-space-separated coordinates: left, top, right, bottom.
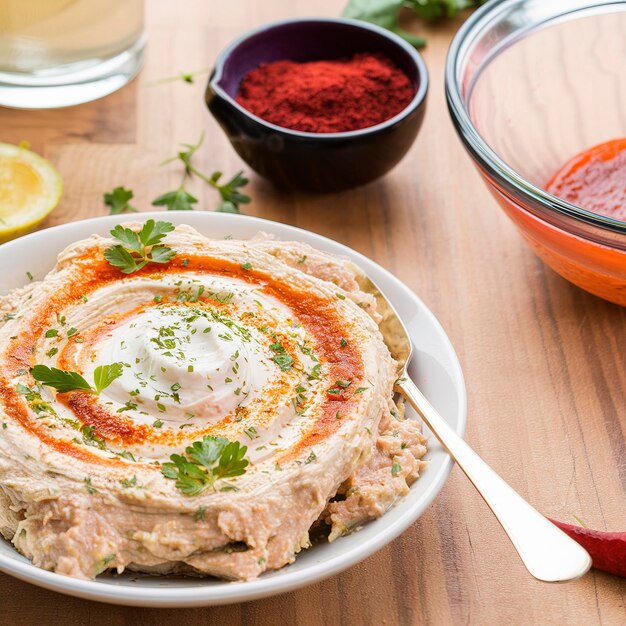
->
1, 1, 624, 624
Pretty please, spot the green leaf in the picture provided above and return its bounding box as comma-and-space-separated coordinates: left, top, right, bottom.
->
31, 365, 93, 394
138, 219, 176, 247
343, 0, 426, 46
216, 171, 251, 205
104, 221, 176, 274
150, 244, 177, 264
103, 245, 141, 274
342, 0, 485, 47
216, 201, 240, 214
110, 225, 143, 252
152, 188, 198, 211
214, 441, 249, 480
93, 363, 124, 394
103, 187, 137, 215
272, 354, 294, 371
186, 436, 228, 469
160, 436, 249, 496
407, 0, 478, 21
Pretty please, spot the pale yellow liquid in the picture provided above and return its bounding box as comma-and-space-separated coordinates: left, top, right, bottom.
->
0, 0, 143, 74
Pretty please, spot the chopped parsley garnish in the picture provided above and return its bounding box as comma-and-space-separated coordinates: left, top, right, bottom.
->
82, 425, 107, 450
194, 506, 206, 521
45, 329, 58, 338
272, 354, 294, 371
153, 419, 164, 428
305, 451, 317, 464
241, 262, 252, 270
104, 220, 176, 274
161, 436, 249, 495
84, 477, 99, 494
335, 292, 346, 300
391, 462, 402, 477
243, 426, 259, 440
95, 553, 115, 574
120, 475, 138, 488
307, 364, 321, 381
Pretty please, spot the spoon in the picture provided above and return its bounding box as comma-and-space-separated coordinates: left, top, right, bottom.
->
359, 275, 592, 582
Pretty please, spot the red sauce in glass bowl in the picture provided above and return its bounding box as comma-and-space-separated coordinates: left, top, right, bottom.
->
546, 138, 626, 221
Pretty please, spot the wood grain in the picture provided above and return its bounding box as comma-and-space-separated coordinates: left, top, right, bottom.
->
0, 1, 625, 624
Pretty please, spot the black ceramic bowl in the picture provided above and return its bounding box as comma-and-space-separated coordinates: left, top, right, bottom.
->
205, 18, 428, 192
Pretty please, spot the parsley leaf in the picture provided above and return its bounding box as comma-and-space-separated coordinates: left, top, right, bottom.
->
31, 363, 123, 394
210, 170, 251, 213
93, 363, 124, 394
155, 134, 251, 214
110, 224, 144, 251
138, 219, 176, 246
152, 188, 198, 211
160, 436, 249, 495
150, 244, 177, 263
104, 245, 142, 273
343, 0, 486, 48
272, 354, 294, 371
104, 220, 176, 274
103, 186, 137, 215
31, 365, 92, 393
216, 201, 240, 214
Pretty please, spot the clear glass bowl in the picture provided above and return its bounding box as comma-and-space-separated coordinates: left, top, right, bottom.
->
446, 0, 626, 305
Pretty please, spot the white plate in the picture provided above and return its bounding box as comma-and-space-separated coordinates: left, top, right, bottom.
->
0, 212, 466, 607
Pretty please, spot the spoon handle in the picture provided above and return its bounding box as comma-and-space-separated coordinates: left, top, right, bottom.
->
399, 377, 592, 582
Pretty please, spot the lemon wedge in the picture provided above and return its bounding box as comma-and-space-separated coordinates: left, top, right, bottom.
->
0, 142, 62, 243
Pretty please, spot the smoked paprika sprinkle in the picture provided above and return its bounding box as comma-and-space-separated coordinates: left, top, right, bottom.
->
236, 52, 414, 133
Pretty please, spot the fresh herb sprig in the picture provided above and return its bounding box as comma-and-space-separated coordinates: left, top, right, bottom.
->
103, 187, 137, 215
31, 363, 124, 394
343, 0, 486, 48
104, 220, 176, 274
153, 133, 251, 214
161, 435, 249, 495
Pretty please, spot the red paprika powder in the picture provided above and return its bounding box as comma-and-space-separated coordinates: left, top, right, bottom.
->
236, 53, 414, 133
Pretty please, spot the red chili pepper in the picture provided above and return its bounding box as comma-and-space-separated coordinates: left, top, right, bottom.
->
550, 519, 626, 578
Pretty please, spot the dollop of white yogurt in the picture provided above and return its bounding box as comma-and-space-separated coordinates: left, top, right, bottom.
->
95, 305, 270, 424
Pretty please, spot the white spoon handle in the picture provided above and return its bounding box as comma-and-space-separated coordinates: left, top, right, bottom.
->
399, 378, 592, 582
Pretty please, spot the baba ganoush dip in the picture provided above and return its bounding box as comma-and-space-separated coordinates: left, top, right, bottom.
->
0, 222, 426, 580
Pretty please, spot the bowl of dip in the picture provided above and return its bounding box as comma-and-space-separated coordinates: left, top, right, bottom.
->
205, 18, 428, 192
446, 0, 626, 306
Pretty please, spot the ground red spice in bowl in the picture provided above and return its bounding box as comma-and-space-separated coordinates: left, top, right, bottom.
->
236, 52, 414, 133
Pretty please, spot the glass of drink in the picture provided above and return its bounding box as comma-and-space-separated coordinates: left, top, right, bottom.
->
0, 0, 145, 109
